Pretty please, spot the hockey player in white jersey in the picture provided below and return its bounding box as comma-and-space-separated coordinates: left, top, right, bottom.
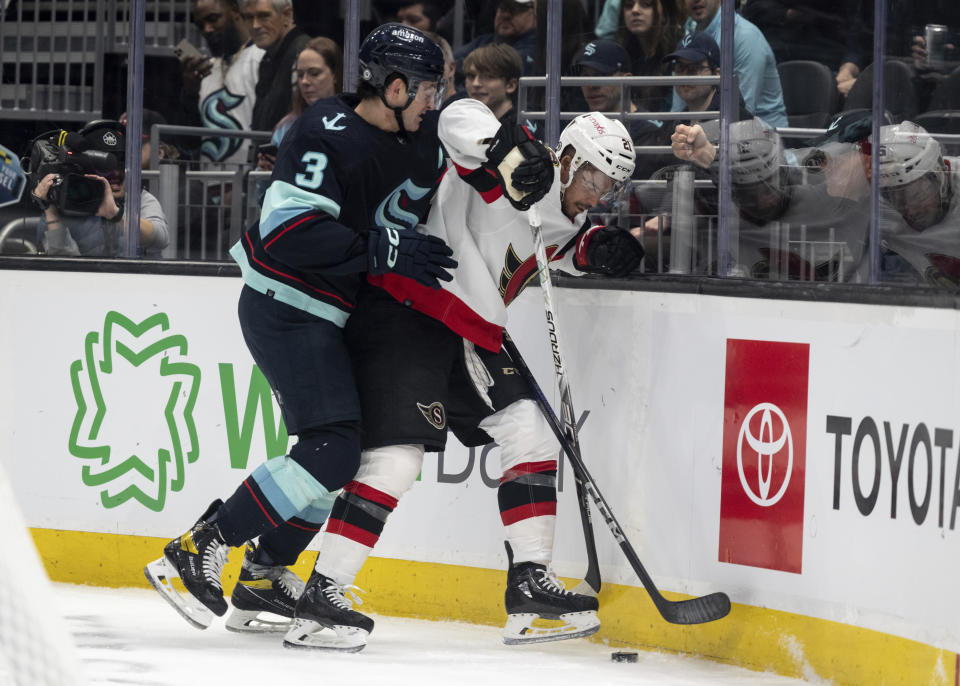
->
284, 102, 644, 651
668, 118, 871, 280
867, 121, 960, 287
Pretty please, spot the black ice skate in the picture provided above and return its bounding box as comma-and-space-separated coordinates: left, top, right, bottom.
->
502, 542, 600, 645
225, 543, 305, 633
282, 570, 374, 652
144, 500, 230, 630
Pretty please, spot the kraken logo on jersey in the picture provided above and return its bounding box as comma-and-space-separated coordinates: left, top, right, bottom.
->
498, 242, 560, 306
375, 178, 432, 231
200, 87, 246, 161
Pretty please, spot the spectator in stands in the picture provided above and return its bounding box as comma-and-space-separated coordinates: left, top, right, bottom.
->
454, 0, 538, 80
257, 37, 343, 171
673, 0, 788, 129
664, 33, 749, 119
462, 43, 523, 126
614, 0, 683, 109
836, 4, 960, 102
389, 1, 447, 34
181, 0, 263, 166
275, 37, 342, 141
425, 31, 457, 106
741, 0, 862, 101
242, 0, 310, 132
572, 39, 666, 177
533, 0, 590, 78
31, 120, 169, 258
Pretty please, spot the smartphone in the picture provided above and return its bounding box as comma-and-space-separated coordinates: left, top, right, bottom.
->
257, 144, 278, 158
174, 38, 205, 62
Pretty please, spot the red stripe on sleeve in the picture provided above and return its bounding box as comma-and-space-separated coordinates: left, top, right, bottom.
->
367, 273, 504, 352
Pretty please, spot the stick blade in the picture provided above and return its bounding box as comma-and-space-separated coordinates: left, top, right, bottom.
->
657, 591, 731, 625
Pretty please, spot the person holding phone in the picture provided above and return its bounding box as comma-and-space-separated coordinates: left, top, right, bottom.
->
179, 0, 264, 166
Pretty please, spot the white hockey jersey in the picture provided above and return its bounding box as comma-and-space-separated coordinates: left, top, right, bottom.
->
732, 182, 871, 283
880, 159, 960, 288
198, 41, 264, 165
370, 98, 591, 352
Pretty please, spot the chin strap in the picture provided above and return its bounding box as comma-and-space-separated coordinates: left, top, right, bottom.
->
378, 90, 410, 139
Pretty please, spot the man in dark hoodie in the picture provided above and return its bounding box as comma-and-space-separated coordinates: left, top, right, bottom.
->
242, 0, 310, 131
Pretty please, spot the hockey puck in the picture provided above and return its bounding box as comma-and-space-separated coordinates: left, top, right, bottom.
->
610, 651, 638, 663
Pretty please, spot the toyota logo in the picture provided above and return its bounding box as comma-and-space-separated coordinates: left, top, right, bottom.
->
737, 402, 793, 507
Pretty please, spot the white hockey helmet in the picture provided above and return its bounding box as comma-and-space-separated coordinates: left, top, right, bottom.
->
870, 121, 952, 229
873, 121, 946, 189
728, 118, 784, 186
558, 113, 636, 183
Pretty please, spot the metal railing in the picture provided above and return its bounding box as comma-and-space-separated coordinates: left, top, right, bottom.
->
145, 124, 271, 260
0, 0, 200, 121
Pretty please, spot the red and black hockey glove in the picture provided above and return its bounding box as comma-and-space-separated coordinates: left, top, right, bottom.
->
482, 123, 555, 211
574, 225, 644, 277
367, 226, 458, 289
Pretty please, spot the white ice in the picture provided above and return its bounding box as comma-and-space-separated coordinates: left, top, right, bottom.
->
1, 583, 811, 686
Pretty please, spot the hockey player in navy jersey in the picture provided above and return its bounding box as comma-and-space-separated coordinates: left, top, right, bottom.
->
284, 104, 645, 651
144, 23, 456, 636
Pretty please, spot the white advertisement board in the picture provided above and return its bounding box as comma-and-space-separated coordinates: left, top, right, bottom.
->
1, 268, 958, 655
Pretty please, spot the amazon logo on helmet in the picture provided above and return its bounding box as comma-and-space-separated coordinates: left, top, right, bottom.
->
358, 22, 445, 109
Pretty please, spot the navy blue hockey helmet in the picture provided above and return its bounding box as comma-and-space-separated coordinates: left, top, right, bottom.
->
358, 22, 446, 109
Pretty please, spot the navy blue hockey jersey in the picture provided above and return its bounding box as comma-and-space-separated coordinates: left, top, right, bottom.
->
230, 95, 445, 326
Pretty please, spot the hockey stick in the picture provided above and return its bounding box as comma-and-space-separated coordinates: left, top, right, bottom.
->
526, 204, 601, 596
501, 331, 732, 625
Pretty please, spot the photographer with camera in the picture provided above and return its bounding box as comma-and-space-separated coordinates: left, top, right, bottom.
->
29, 120, 169, 258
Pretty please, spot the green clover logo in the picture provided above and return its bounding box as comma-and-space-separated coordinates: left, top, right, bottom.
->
68, 311, 201, 511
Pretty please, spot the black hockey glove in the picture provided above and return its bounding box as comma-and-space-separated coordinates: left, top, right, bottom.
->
482, 123, 555, 211
573, 225, 644, 277
367, 226, 458, 289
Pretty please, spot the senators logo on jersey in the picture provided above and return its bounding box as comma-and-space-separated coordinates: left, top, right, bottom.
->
498, 242, 560, 306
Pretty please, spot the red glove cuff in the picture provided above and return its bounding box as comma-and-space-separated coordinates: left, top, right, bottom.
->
575, 225, 604, 267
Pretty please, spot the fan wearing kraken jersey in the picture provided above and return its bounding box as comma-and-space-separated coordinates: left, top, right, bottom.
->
290, 102, 644, 651
144, 23, 455, 644
180, 0, 264, 166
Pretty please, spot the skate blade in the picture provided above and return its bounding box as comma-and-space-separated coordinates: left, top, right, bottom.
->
225, 608, 293, 633
502, 611, 600, 645
144, 556, 214, 630
282, 618, 368, 652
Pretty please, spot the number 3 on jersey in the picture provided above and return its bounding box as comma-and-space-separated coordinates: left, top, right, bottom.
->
296, 151, 328, 189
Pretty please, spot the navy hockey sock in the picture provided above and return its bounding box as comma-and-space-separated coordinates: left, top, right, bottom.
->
216, 421, 360, 548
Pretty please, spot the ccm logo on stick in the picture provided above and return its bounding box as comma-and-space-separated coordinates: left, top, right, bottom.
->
718, 339, 810, 573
